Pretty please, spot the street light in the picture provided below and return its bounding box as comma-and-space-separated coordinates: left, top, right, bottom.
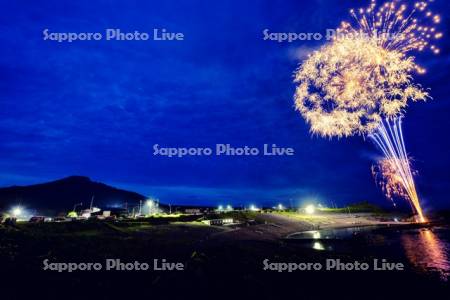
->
249, 205, 259, 211
305, 204, 315, 214
146, 199, 158, 215
11, 206, 22, 217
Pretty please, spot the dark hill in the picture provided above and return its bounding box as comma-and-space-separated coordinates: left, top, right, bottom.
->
0, 176, 146, 213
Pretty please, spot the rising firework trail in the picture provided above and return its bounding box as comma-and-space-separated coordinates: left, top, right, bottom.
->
370, 118, 425, 222
294, 0, 442, 222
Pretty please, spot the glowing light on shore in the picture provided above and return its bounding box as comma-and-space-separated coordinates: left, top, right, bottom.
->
305, 204, 316, 214
249, 205, 260, 211
11, 206, 22, 217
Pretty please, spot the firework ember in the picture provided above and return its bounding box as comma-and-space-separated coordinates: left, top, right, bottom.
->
372, 158, 409, 205
372, 156, 418, 206
294, 35, 427, 138
294, 0, 442, 222
370, 117, 425, 222
341, 0, 442, 57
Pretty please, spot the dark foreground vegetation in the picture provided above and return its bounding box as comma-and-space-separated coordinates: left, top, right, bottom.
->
1, 215, 449, 299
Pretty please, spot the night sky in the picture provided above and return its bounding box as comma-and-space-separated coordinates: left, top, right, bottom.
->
0, 0, 449, 210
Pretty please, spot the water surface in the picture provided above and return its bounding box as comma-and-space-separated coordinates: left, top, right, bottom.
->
288, 225, 450, 281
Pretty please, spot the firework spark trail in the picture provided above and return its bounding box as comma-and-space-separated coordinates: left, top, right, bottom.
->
294, 0, 442, 222
294, 36, 428, 138
342, 0, 442, 58
372, 157, 412, 205
370, 117, 425, 222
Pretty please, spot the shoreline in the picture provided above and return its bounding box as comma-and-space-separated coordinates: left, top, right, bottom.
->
216, 212, 444, 242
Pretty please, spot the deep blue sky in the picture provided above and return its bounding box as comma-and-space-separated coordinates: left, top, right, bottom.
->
0, 0, 449, 210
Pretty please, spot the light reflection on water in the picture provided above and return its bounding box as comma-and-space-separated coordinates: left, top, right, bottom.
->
288, 226, 450, 281
312, 241, 325, 250
401, 229, 450, 281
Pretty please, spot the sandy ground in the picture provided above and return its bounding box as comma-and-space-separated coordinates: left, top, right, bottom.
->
273, 212, 411, 229
211, 212, 412, 241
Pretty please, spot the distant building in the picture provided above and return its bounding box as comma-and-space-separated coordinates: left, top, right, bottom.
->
202, 218, 234, 226
185, 208, 202, 215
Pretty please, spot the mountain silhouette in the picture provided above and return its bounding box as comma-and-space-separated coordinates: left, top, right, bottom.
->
0, 176, 147, 213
